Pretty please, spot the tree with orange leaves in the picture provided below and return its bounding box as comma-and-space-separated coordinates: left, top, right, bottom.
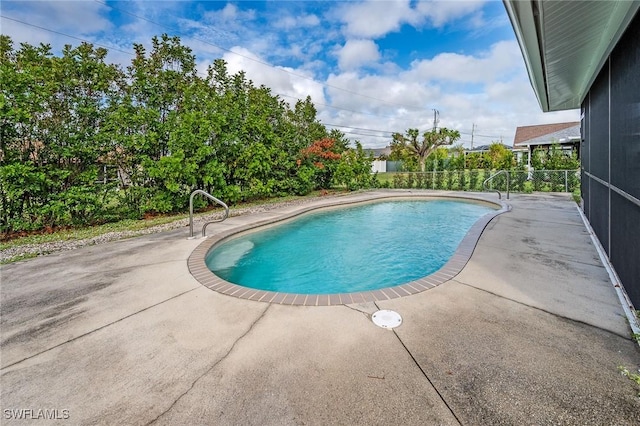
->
297, 138, 343, 190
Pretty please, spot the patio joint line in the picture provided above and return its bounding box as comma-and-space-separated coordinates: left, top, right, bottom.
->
373, 302, 463, 425
452, 279, 631, 340
471, 244, 604, 269
0, 286, 201, 372
146, 304, 271, 425
342, 303, 374, 318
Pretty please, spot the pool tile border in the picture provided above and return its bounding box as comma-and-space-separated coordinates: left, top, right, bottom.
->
188, 191, 511, 306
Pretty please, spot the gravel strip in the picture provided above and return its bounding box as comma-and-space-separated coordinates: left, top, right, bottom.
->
0, 195, 341, 263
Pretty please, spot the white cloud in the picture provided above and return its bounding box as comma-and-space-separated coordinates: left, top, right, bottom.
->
274, 13, 321, 30
222, 47, 326, 106
197, 3, 257, 42
415, 0, 487, 28
0, 0, 579, 150
337, 0, 413, 38
319, 36, 579, 149
336, 0, 489, 39
1, 0, 112, 47
406, 40, 523, 84
323, 71, 442, 134
213, 3, 256, 22
335, 39, 381, 71
186, 4, 329, 69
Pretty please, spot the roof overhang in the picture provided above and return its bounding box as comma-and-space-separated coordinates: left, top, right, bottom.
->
503, 0, 640, 112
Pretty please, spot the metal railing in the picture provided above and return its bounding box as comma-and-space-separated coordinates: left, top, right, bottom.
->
188, 190, 229, 239
483, 170, 510, 199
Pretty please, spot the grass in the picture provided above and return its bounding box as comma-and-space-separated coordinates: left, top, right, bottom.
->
0, 192, 337, 260
618, 366, 640, 397
376, 172, 397, 186
0, 214, 188, 251
572, 188, 582, 204
0, 214, 193, 264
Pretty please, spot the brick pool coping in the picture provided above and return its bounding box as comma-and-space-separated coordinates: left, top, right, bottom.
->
187, 192, 511, 306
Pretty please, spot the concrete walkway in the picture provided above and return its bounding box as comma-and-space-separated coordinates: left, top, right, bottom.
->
1, 191, 639, 425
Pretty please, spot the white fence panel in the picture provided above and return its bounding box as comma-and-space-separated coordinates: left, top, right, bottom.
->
371, 160, 387, 173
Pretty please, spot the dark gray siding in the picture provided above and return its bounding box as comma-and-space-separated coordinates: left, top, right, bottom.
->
581, 10, 640, 307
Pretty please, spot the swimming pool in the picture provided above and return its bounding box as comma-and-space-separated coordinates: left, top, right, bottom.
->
207, 200, 495, 294
188, 193, 508, 304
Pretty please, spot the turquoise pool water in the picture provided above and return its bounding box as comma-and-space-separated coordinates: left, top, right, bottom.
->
205, 199, 495, 294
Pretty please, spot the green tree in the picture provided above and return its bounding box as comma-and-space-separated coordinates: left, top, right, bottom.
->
333, 141, 375, 190
234, 85, 290, 199
1, 37, 123, 232
530, 143, 579, 171
127, 35, 198, 212
286, 96, 328, 153
425, 147, 449, 172
388, 137, 418, 171
545, 143, 579, 170
0, 33, 378, 234
465, 152, 487, 169
392, 127, 461, 172
448, 144, 466, 170
0, 37, 56, 232
484, 143, 514, 169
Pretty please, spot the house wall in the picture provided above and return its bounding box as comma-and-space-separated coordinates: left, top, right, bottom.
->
371, 160, 387, 173
386, 161, 404, 172
581, 10, 640, 307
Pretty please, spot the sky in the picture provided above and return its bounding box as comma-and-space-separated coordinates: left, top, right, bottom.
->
0, 0, 580, 149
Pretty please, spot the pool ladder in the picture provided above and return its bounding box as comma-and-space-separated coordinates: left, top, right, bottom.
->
188, 189, 229, 239
483, 170, 510, 199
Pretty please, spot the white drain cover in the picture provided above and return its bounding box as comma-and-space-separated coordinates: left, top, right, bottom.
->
372, 310, 402, 329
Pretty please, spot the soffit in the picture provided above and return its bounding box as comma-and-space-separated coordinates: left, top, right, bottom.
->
504, 0, 640, 112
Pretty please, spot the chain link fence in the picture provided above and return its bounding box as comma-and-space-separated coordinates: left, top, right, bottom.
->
387, 169, 580, 193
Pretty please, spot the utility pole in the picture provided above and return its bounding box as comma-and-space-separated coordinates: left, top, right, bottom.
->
471, 123, 477, 149
432, 109, 439, 188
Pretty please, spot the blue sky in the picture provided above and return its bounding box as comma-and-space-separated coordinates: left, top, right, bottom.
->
1, 0, 579, 148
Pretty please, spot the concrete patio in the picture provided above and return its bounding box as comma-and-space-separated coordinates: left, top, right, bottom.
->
1, 191, 639, 425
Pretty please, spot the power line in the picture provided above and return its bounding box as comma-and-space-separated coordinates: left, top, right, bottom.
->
0, 16, 396, 144
3, 12, 427, 130
1, 14, 510, 143
0, 16, 390, 121
277, 93, 414, 123
323, 123, 394, 135
337, 131, 391, 139
326, 121, 507, 144
92, 0, 436, 113
0, 15, 135, 57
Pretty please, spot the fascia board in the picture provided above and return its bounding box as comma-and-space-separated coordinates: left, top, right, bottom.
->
503, 0, 549, 111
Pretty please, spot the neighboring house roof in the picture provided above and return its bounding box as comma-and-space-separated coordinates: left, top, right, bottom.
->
504, 1, 640, 112
364, 146, 391, 158
513, 122, 580, 147
466, 144, 513, 153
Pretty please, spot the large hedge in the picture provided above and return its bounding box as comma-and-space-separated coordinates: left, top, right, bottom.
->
0, 34, 374, 235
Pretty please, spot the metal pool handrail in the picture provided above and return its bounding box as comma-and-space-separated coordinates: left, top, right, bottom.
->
188, 189, 229, 239
483, 170, 510, 199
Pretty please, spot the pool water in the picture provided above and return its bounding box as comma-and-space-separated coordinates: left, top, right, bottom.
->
206, 200, 495, 294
